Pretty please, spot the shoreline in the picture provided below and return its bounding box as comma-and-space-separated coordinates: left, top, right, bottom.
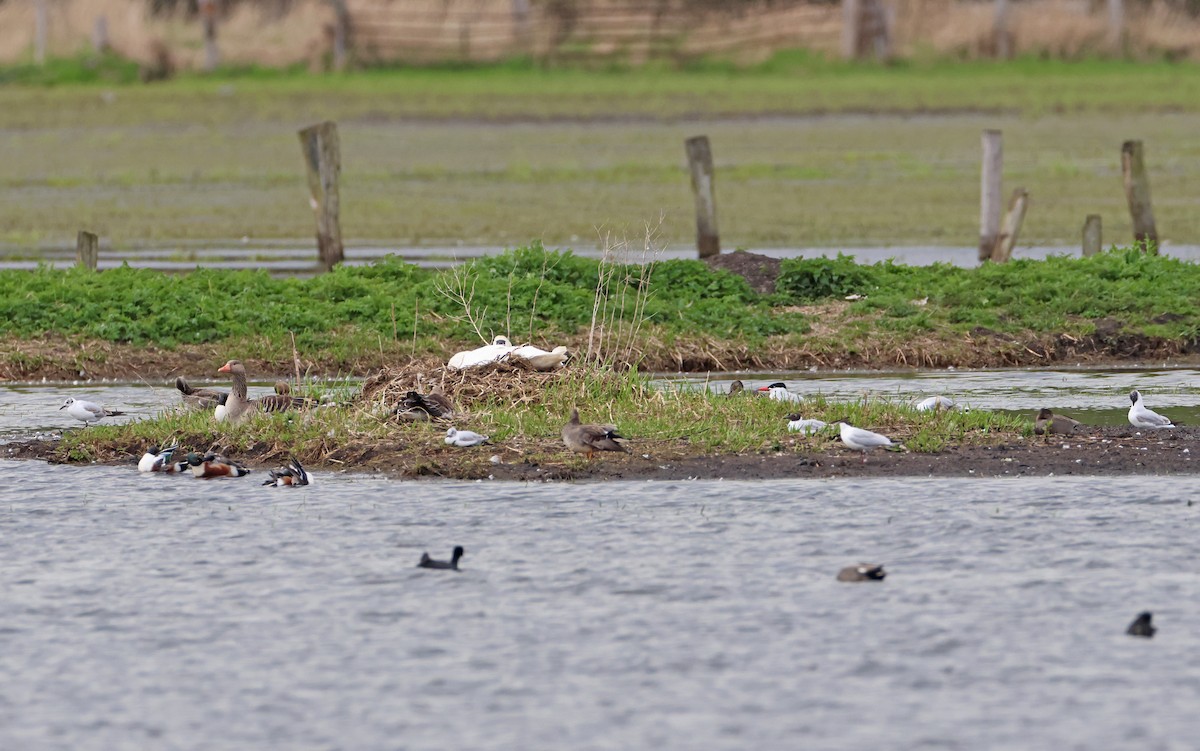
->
8, 426, 1198, 480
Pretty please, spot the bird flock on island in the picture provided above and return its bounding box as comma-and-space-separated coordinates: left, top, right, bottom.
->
55, 361, 1170, 633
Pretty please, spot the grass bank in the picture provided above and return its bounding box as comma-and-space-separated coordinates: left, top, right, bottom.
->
39, 364, 1031, 479
1, 245, 1198, 381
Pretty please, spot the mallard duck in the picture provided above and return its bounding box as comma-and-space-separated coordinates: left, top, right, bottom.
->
395, 388, 455, 421
837, 563, 886, 582
561, 408, 629, 458
418, 546, 464, 571
1033, 408, 1084, 435
1128, 390, 1174, 429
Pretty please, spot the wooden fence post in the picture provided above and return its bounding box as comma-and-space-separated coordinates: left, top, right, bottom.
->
990, 188, 1028, 263
199, 0, 219, 72
1108, 0, 1125, 52
1121, 140, 1157, 252
329, 0, 350, 71
92, 16, 109, 54
512, 0, 532, 53
842, 0, 861, 60
993, 0, 1011, 59
1082, 215, 1102, 257
298, 122, 344, 271
76, 231, 99, 271
685, 135, 720, 259
979, 129, 1003, 263
34, 0, 48, 65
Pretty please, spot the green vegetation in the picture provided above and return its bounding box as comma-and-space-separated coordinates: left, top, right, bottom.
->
2, 245, 1198, 377
56, 365, 1031, 474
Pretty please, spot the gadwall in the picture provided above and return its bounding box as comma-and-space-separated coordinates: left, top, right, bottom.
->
561, 408, 629, 458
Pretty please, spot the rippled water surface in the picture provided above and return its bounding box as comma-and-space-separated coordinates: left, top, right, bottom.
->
1, 462, 1198, 750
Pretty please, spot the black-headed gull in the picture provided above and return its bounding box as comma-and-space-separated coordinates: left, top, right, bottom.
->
785, 413, 827, 435
445, 427, 489, 447
263, 456, 313, 487
833, 420, 896, 462
757, 382, 803, 403
418, 545, 464, 571
1034, 408, 1084, 436
137, 445, 186, 473
1127, 390, 1174, 429
59, 397, 122, 426
915, 395, 957, 412
837, 563, 886, 582
561, 409, 629, 458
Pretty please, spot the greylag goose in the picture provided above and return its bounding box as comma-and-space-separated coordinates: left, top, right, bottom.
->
561, 408, 629, 458
216, 359, 313, 422
418, 546, 464, 570
174, 376, 228, 410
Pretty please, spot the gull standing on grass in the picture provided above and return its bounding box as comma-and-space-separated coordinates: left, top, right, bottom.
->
1127, 390, 1174, 429
832, 420, 897, 463
59, 397, 123, 427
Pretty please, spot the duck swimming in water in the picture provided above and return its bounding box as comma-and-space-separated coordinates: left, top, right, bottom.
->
418, 546, 464, 571
837, 563, 887, 582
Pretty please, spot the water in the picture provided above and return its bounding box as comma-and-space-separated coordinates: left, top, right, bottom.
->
0, 464, 1197, 750
5, 243, 1200, 274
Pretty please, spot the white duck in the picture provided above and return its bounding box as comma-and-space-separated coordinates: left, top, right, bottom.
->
509, 344, 570, 371
834, 420, 897, 463
445, 427, 489, 447
59, 397, 123, 426
447, 336, 515, 370
1128, 389, 1174, 429
756, 382, 804, 403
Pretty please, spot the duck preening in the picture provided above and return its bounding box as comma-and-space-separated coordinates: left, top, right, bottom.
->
186, 452, 251, 478
174, 377, 228, 410
837, 563, 887, 582
216, 360, 314, 423
727, 380, 744, 396
263, 456, 313, 487
561, 408, 630, 458
1127, 390, 1174, 429
915, 395, 958, 412
418, 546, 464, 571
395, 389, 455, 422
1034, 408, 1084, 436
138, 445, 187, 473
1126, 611, 1156, 638
59, 397, 123, 426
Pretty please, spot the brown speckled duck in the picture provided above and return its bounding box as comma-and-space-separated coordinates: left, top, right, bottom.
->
561, 408, 630, 458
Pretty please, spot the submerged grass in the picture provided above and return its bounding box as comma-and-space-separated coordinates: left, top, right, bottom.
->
56, 365, 1032, 474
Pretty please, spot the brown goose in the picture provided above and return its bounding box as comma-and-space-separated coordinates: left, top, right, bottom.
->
1033, 408, 1084, 436
836, 563, 886, 582
561, 408, 630, 458
394, 388, 455, 422
217, 359, 313, 423
174, 376, 227, 410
